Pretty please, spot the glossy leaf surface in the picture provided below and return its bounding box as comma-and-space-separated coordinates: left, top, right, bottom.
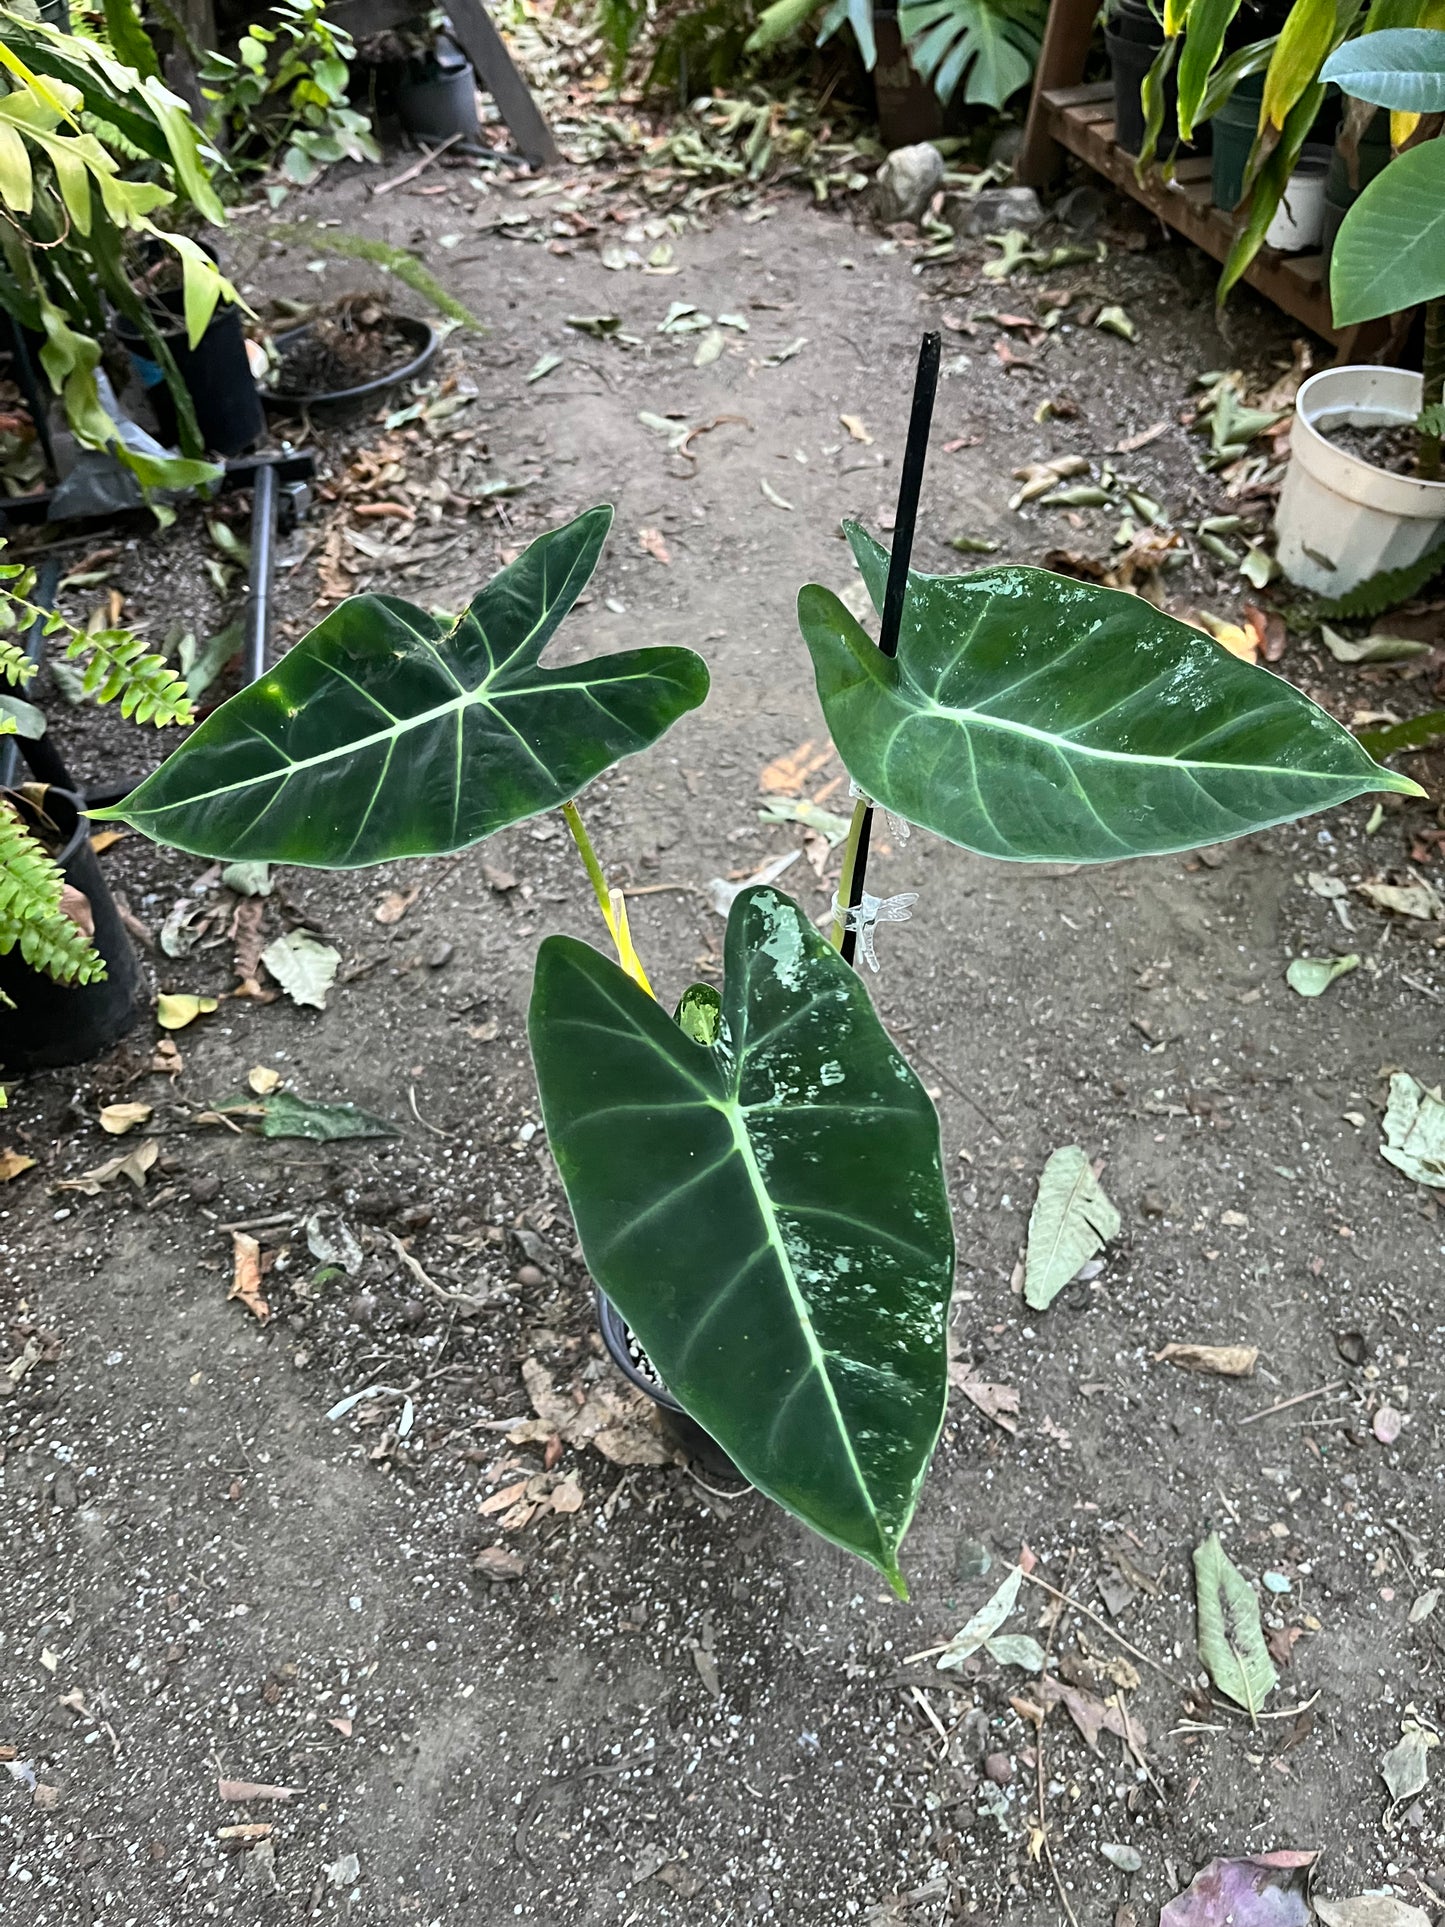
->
103, 507, 709, 865
529, 885, 955, 1592
798, 524, 1417, 864
1331, 135, 1445, 325
1320, 26, 1445, 109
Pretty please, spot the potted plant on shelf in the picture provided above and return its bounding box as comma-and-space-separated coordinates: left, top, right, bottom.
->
0, 7, 238, 481
88, 336, 1417, 1591
1273, 26, 1445, 593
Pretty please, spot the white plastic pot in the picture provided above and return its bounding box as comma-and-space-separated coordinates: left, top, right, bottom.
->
1274, 365, 1445, 595
1263, 144, 1330, 252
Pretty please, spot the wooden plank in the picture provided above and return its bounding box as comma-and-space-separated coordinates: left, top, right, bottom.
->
444, 0, 560, 167
1017, 0, 1100, 185
1042, 81, 1115, 108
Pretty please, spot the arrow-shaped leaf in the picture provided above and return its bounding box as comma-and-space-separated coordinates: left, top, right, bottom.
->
1193, 1531, 1277, 1722
100, 506, 709, 865
529, 885, 956, 1594
797, 524, 1419, 865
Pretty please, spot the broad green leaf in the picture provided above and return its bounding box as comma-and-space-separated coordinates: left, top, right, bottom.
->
529, 885, 956, 1594
1024, 1146, 1119, 1309
102, 0, 161, 78
0, 121, 33, 215
1285, 952, 1359, 995
1193, 1531, 1278, 1721
899, 0, 1045, 107
100, 507, 710, 866
1177, 0, 1245, 135
1331, 137, 1445, 325
1261, 0, 1337, 129
1320, 26, 1445, 108
797, 524, 1418, 865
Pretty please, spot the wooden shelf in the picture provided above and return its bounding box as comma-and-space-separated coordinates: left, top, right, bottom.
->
1039, 82, 1341, 344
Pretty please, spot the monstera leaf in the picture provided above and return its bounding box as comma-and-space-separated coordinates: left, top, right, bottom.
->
101, 507, 708, 864
797, 524, 1418, 863
529, 886, 955, 1593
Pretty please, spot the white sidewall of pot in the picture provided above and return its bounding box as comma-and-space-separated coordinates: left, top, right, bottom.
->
1275, 366, 1445, 596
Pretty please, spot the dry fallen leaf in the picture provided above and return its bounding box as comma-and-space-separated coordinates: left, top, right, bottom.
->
950, 1364, 1020, 1434
217, 1779, 296, 1804
840, 414, 873, 444
374, 887, 420, 926
0, 1148, 37, 1183
228, 1232, 270, 1323
248, 1066, 282, 1095
549, 1473, 585, 1514
473, 1546, 527, 1581
56, 1140, 157, 1194
1037, 1674, 1148, 1758
157, 993, 218, 1030
759, 738, 833, 796
1155, 1342, 1258, 1377
510, 1357, 671, 1466
149, 1038, 184, 1077
99, 1101, 153, 1136
638, 526, 671, 564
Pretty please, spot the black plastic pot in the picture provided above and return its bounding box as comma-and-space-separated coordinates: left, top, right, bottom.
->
397, 35, 479, 141
261, 315, 439, 421
594, 1289, 744, 1483
116, 298, 264, 457
0, 789, 139, 1071
1106, 3, 1178, 157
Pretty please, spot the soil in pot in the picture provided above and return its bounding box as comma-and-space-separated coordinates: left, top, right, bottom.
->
1322, 418, 1425, 477
269, 299, 431, 402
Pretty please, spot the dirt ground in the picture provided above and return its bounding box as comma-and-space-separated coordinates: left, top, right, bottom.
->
4, 122, 1445, 1927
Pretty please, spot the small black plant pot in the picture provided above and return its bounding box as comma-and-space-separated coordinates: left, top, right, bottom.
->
594, 1289, 744, 1483
261, 315, 439, 421
0, 789, 140, 1071
397, 36, 480, 142
115, 261, 264, 458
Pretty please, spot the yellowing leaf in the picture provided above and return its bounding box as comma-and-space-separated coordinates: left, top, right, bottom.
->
157, 993, 218, 1029
1262, 0, 1336, 132
99, 1101, 153, 1135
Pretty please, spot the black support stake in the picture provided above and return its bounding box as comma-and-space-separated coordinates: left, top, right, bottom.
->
244, 460, 277, 689
839, 331, 941, 969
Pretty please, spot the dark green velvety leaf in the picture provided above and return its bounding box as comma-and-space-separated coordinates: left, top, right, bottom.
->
100, 507, 708, 865
529, 886, 955, 1593
796, 523, 1419, 864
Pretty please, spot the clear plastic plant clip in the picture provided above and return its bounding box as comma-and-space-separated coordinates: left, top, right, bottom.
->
848, 778, 911, 844
831, 890, 920, 973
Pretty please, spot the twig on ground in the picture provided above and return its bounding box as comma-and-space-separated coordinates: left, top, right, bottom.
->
372, 132, 462, 195
1020, 1570, 1182, 1687
1239, 1380, 1345, 1424
1035, 1550, 1081, 1927
385, 1230, 498, 1315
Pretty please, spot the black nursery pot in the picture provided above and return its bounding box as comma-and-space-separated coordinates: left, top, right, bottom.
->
116, 299, 264, 457
594, 1289, 744, 1482
1105, 0, 1193, 158
261, 315, 439, 421
0, 789, 139, 1071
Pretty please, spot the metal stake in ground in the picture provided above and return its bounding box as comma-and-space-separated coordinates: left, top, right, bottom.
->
834, 331, 941, 969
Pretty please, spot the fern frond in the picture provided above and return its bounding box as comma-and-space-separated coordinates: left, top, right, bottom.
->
0, 806, 106, 985
0, 635, 34, 688
64, 627, 194, 726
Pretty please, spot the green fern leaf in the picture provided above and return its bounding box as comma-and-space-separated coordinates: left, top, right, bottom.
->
64, 628, 194, 727
0, 807, 106, 986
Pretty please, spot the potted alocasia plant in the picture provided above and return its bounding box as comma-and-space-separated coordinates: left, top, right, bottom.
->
1273, 26, 1445, 594
91, 346, 1417, 1593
